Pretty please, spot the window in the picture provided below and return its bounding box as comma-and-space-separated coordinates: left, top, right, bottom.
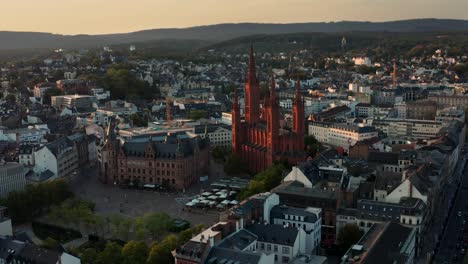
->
282, 256, 290, 263
266, 244, 271, 251
274, 245, 278, 252
260, 243, 265, 250
282, 246, 289, 254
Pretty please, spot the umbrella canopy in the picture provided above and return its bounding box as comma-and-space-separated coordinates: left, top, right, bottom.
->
200, 200, 210, 204
212, 189, 220, 192
185, 202, 194, 207
208, 195, 218, 200
216, 204, 225, 209
208, 201, 217, 206
230, 200, 239, 205
191, 199, 200, 203
221, 200, 231, 205
201, 192, 212, 196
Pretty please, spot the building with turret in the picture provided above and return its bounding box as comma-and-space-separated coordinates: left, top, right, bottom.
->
98, 119, 210, 191
231, 46, 306, 173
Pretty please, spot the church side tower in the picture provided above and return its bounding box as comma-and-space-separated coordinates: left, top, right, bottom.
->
292, 78, 305, 151
267, 75, 279, 154
231, 89, 241, 153
244, 45, 260, 123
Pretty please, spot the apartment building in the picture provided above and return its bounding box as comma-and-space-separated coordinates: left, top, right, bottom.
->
309, 122, 378, 150
0, 162, 27, 197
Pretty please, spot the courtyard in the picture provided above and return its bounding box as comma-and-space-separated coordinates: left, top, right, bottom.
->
70, 160, 226, 227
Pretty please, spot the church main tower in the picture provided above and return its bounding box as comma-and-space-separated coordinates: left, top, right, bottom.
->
231, 46, 306, 173
243, 45, 261, 123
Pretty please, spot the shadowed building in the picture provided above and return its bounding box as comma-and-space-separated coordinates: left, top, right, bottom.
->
99, 120, 210, 191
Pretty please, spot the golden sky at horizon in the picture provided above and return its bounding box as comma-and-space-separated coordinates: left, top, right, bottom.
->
1, 0, 467, 35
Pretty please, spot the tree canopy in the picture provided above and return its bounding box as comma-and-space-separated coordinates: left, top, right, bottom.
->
237, 163, 286, 201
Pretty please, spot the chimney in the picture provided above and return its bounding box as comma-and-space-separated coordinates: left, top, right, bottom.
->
209, 236, 214, 247
235, 221, 239, 232
240, 218, 244, 230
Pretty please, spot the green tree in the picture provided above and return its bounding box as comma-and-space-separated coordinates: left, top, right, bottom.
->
337, 224, 364, 251
224, 153, 247, 175
80, 248, 98, 264
142, 212, 172, 240
147, 235, 178, 264
211, 146, 226, 161
121, 241, 148, 264
304, 135, 321, 157
43, 88, 63, 105
130, 113, 146, 127
42, 237, 59, 249
237, 163, 286, 200
187, 110, 207, 120
96, 242, 123, 264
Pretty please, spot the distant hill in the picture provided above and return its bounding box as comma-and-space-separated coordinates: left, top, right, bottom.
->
203, 31, 468, 55
0, 19, 467, 51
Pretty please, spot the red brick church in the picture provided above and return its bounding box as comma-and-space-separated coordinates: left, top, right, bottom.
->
231, 46, 306, 173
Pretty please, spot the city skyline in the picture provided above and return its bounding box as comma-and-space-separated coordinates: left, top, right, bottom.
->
1, 0, 468, 34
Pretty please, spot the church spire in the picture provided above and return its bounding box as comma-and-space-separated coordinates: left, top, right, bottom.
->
294, 77, 302, 104
243, 45, 260, 123
270, 74, 276, 101
247, 44, 257, 84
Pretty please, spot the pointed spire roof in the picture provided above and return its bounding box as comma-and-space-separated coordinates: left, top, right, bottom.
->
270, 74, 276, 98
295, 78, 302, 103
246, 44, 257, 83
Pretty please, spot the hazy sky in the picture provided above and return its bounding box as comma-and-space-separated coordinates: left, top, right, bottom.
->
1, 0, 467, 34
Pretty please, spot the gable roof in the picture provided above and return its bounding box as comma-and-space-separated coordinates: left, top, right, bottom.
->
245, 224, 298, 246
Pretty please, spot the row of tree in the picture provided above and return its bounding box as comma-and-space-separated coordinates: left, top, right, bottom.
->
47, 199, 176, 242
0, 180, 73, 223
76, 224, 204, 264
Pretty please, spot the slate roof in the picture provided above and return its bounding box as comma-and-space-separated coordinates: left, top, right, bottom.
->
18, 144, 38, 155
217, 229, 257, 251
0, 237, 24, 262
193, 124, 230, 134
361, 222, 415, 264
121, 133, 208, 159
245, 224, 298, 246
357, 197, 426, 222
270, 205, 320, 223
273, 181, 338, 200
15, 243, 60, 264
45, 137, 74, 157
205, 247, 261, 264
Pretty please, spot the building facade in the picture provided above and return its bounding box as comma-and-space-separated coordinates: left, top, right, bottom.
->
232, 46, 306, 173
99, 122, 210, 191
0, 162, 27, 197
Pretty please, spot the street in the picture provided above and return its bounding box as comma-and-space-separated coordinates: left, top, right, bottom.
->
433, 153, 468, 263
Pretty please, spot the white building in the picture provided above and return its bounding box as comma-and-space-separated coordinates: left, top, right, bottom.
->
0, 125, 49, 143
191, 124, 232, 149
353, 56, 372, 66
33, 83, 54, 98
91, 88, 111, 101
0, 162, 27, 198
371, 118, 445, 139
309, 122, 378, 150
280, 99, 293, 109
33, 137, 79, 179
271, 206, 322, 254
